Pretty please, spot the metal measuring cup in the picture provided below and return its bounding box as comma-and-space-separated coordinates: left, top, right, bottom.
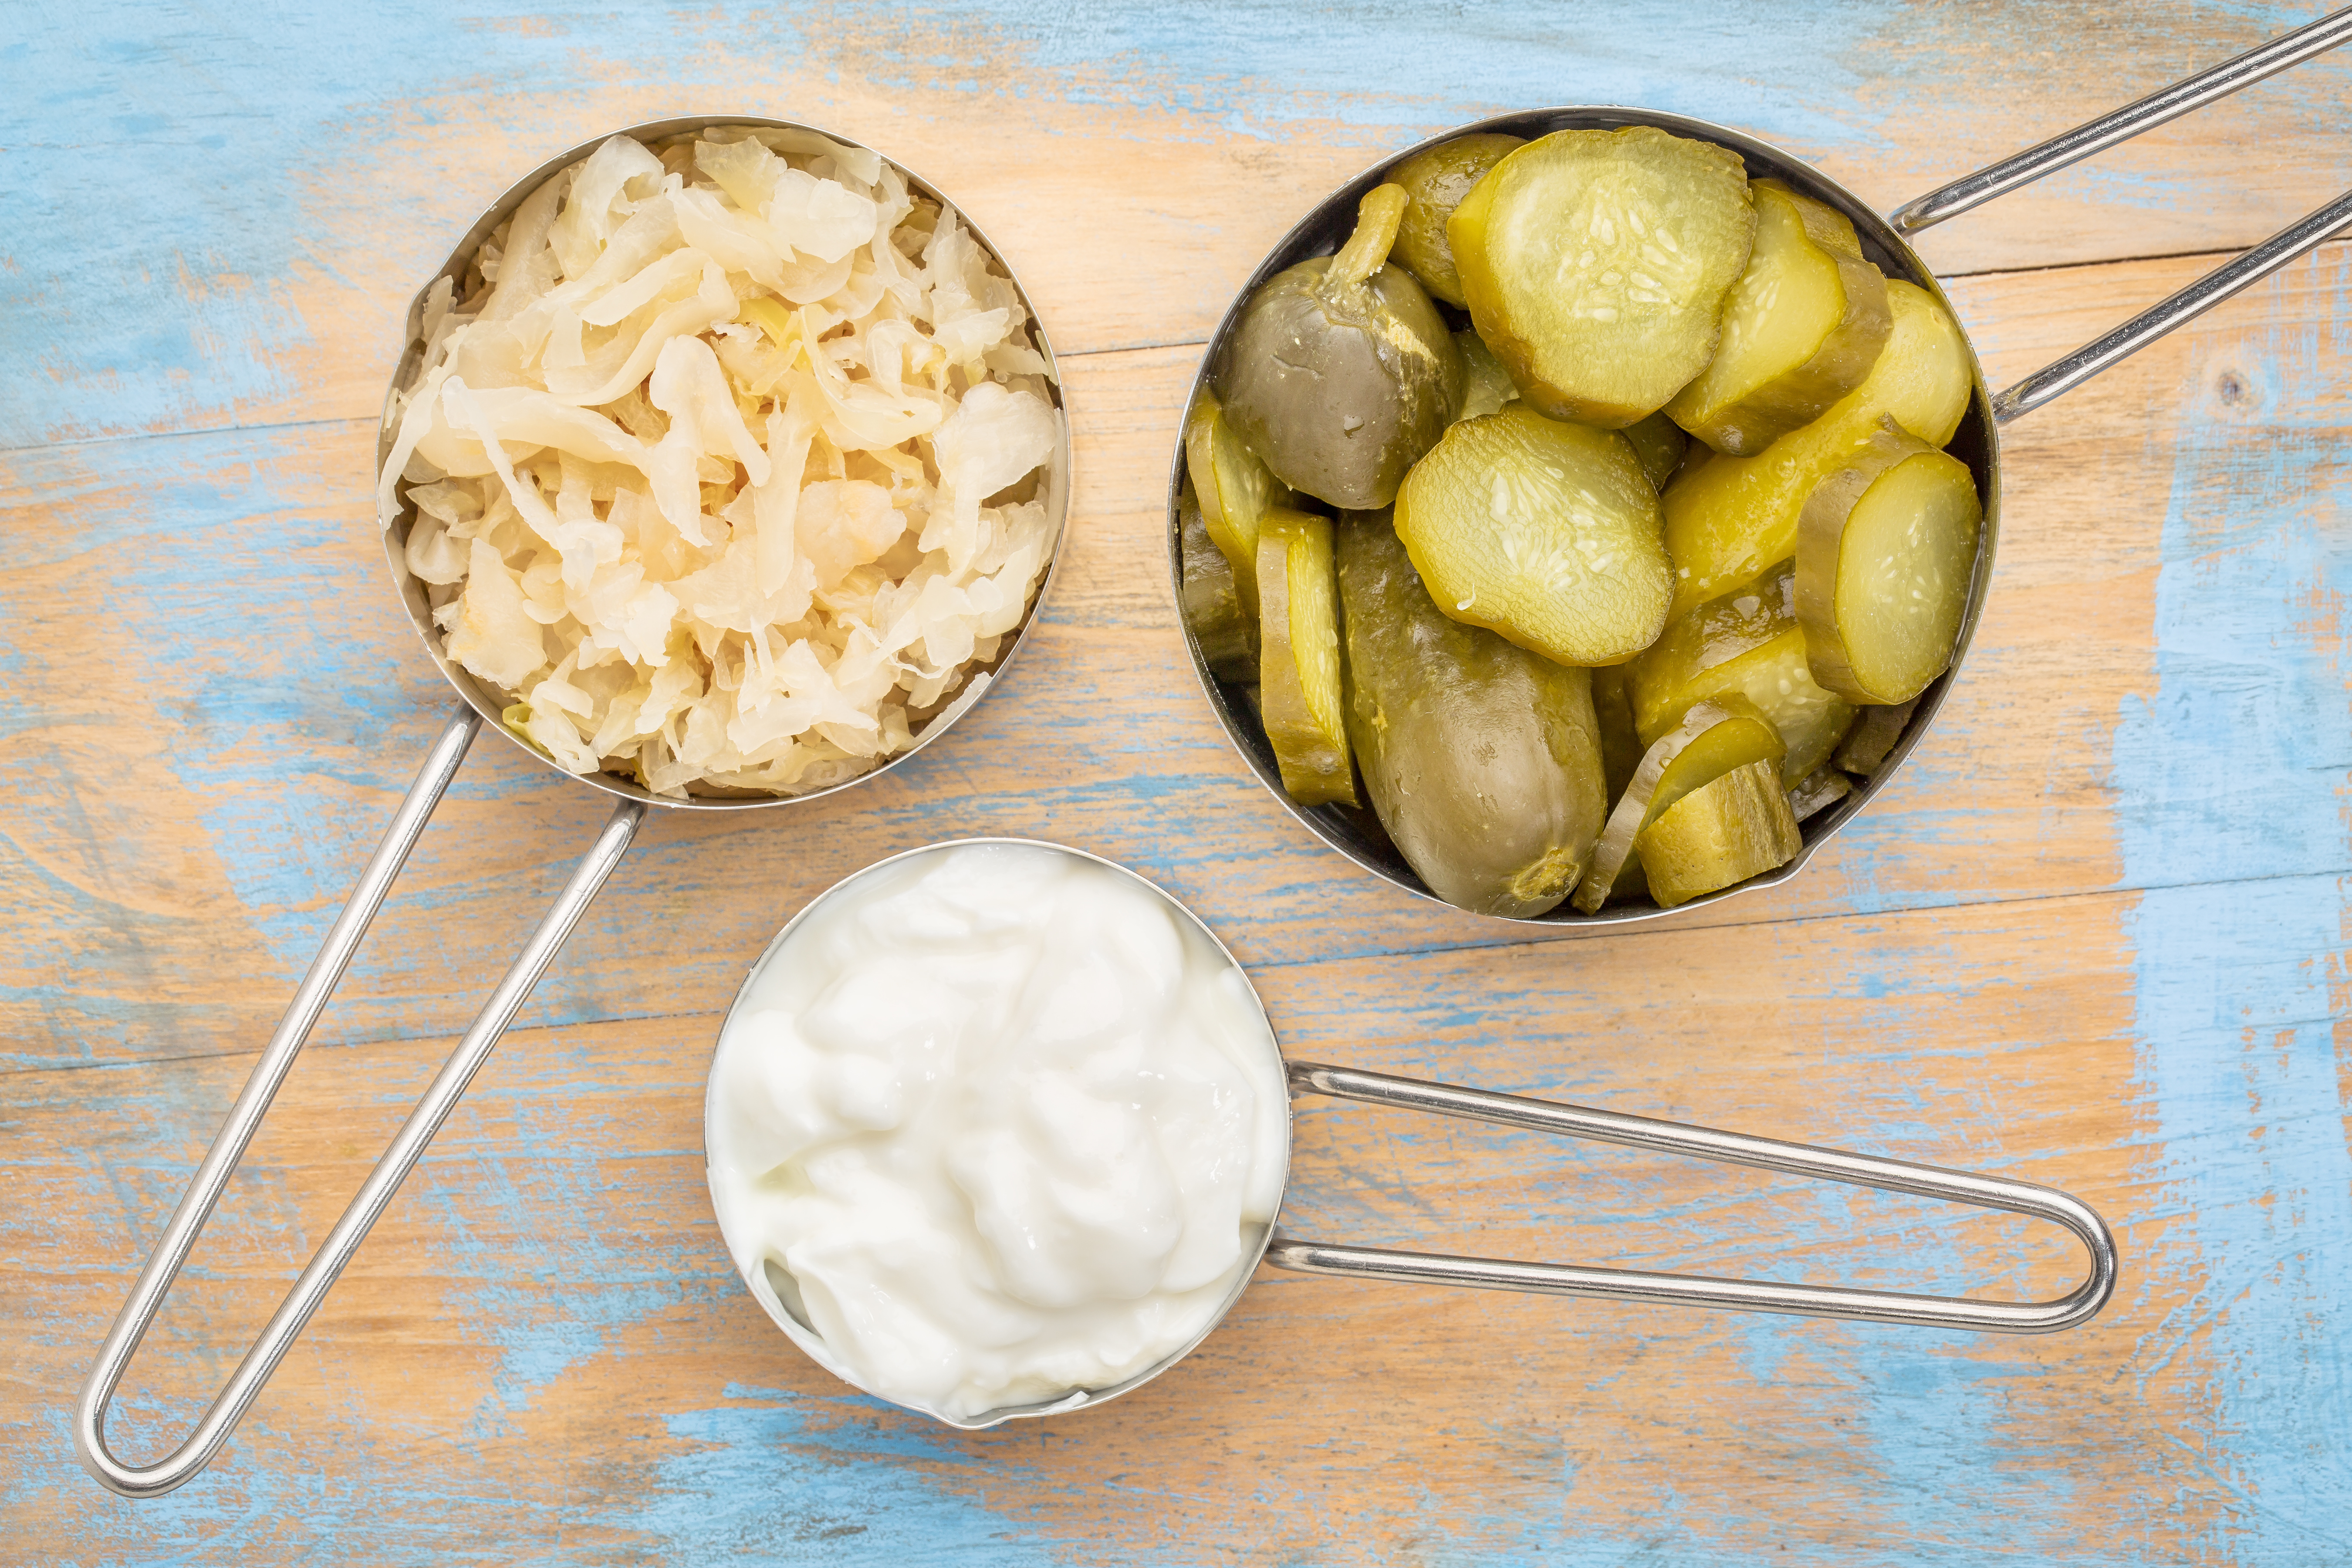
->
74, 117, 1072, 1498
1172, 8, 2352, 925
705, 838, 2118, 1430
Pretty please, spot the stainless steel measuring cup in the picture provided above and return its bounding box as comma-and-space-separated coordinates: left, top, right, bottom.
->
1171, 7, 2352, 925
74, 116, 1072, 1498
706, 838, 2117, 1431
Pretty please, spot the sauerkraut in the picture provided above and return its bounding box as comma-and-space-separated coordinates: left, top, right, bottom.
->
379, 128, 1063, 797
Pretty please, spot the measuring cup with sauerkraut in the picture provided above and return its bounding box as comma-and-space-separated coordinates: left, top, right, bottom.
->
378, 122, 1067, 799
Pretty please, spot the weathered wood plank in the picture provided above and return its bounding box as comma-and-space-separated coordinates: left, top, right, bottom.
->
6, 2, 2352, 449
4, 243, 2346, 1072
7, 883, 2271, 1564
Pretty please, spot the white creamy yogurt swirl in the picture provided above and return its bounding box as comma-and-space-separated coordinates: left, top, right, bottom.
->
704, 841, 1288, 1423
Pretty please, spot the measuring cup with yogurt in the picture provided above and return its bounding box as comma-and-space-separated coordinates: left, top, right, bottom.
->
704, 840, 2117, 1430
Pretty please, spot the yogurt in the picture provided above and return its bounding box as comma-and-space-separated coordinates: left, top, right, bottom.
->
703, 841, 1289, 1424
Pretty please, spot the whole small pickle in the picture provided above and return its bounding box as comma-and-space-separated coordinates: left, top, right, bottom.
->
1338, 511, 1606, 918
1389, 133, 1526, 307
1213, 184, 1464, 510
1178, 484, 1256, 683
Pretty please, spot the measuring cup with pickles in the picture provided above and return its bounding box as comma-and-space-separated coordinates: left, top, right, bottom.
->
1174, 14, 2352, 923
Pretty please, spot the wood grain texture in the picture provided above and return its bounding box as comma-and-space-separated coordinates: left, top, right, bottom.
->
4, 2, 2349, 1564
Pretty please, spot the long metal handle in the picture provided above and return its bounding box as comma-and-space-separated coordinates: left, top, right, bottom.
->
1883, 4, 2352, 422
1268, 1062, 2117, 1335
1890, 7, 2352, 236
74, 706, 648, 1498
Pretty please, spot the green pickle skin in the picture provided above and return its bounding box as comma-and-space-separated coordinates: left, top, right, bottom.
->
1389, 134, 1526, 308
1337, 510, 1607, 918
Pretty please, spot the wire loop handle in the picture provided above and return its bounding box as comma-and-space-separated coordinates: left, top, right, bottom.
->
1887, 4, 2352, 421
74, 707, 645, 1499
1269, 1063, 2117, 1334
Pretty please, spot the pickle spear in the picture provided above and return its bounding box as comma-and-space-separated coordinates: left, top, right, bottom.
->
1623, 411, 1688, 491
1394, 404, 1671, 666
1835, 696, 1918, 775
1213, 184, 1464, 509
1454, 330, 1521, 423
1257, 507, 1359, 807
1795, 421, 1983, 704
1391, 134, 1525, 308
1661, 280, 1971, 622
1665, 179, 1892, 456
1630, 563, 1856, 785
1571, 696, 1784, 913
1338, 510, 1606, 917
1636, 758, 1803, 908
1184, 390, 1288, 617
1451, 126, 1755, 428
1179, 483, 1256, 683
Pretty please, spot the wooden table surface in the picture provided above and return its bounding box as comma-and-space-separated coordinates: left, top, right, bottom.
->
6, 3, 2350, 1562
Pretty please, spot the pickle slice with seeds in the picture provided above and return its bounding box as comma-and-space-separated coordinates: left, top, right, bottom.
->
1451, 126, 1755, 428
1630, 563, 1857, 786
1394, 405, 1671, 667
1590, 664, 1644, 807
1796, 423, 1983, 704
1571, 696, 1783, 913
1338, 510, 1605, 918
1636, 758, 1803, 909
1660, 279, 1970, 622
1665, 179, 1892, 457
1257, 507, 1358, 807
1178, 483, 1256, 683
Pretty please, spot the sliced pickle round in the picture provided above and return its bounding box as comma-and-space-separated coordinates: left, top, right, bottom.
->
1796, 422, 1983, 704
1337, 510, 1605, 918
1391, 134, 1525, 308
1256, 507, 1358, 807
1664, 179, 1892, 457
1450, 126, 1755, 429
1661, 280, 1971, 622
1454, 329, 1521, 423
1571, 696, 1783, 913
1178, 483, 1256, 683
1636, 758, 1803, 909
1623, 411, 1688, 491
1394, 405, 1671, 667
1630, 563, 1857, 786
1184, 390, 1289, 618
1213, 184, 1463, 510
